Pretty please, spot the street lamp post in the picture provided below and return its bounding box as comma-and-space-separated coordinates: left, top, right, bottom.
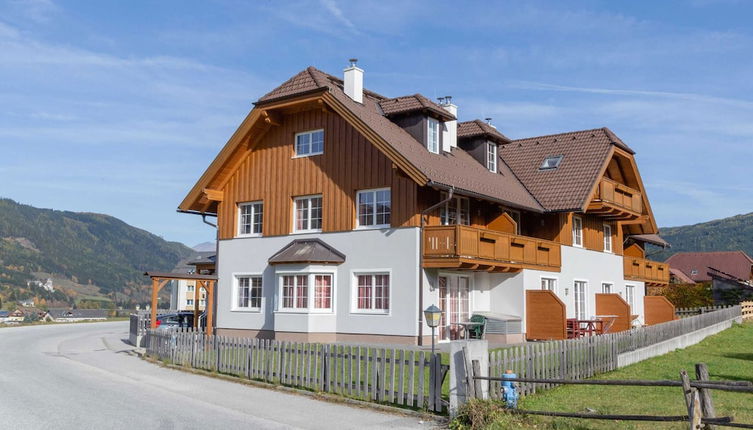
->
423, 304, 443, 356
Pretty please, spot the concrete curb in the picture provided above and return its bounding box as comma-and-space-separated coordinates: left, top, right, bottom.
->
617, 317, 742, 368
139, 355, 446, 425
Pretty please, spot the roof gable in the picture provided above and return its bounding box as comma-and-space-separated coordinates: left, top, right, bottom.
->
457, 120, 511, 143
666, 251, 753, 282
378, 94, 456, 121
268, 239, 346, 265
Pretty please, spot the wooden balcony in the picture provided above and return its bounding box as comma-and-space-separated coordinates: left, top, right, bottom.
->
587, 177, 643, 220
624, 256, 669, 286
423, 225, 561, 272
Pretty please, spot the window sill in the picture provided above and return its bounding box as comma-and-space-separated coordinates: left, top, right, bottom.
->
292, 152, 324, 159
236, 234, 262, 238
230, 308, 262, 313
291, 229, 323, 234
275, 310, 335, 315
355, 225, 391, 230
350, 310, 390, 316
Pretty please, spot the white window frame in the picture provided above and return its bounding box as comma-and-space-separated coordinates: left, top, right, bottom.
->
625, 284, 635, 308
573, 280, 588, 320
293, 129, 324, 158
276, 271, 335, 314
238, 201, 264, 237
486, 142, 497, 172
601, 282, 613, 294
232, 273, 263, 312
427, 118, 440, 154
351, 270, 392, 315
440, 192, 470, 226
293, 195, 323, 233
540, 276, 558, 294
186, 284, 194, 292
356, 188, 391, 229
603, 223, 612, 253
186, 299, 194, 307
572, 216, 583, 248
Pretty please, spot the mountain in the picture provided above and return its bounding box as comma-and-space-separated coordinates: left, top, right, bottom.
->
0, 198, 195, 308
192, 241, 216, 252
654, 212, 753, 261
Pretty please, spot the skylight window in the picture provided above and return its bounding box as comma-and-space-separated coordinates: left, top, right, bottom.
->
540, 155, 564, 170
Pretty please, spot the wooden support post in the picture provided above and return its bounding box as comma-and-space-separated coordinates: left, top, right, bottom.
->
695, 363, 717, 429
206, 280, 215, 335
681, 370, 703, 430
462, 346, 475, 399
194, 281, 200, 329
150, 278, 159, 329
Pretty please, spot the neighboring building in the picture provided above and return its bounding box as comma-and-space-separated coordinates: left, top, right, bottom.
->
27, 278, 55, 292
47, 309, 109, 322
666, 251, 753, 284
0, 310, 10, 323
6, 309, 26, 323
168, 252, 216, 311
177, 63, 669, 345
18, 299, 35, 307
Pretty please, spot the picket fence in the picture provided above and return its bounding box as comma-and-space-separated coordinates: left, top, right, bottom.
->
488, 305, 742, 398
146, 329, 448, 413
675, 304, 735, 318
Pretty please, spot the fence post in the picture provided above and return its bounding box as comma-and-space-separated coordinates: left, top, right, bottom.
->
680, 370, 702, 429
448, 340, 489, 417
695, 363, 717, 429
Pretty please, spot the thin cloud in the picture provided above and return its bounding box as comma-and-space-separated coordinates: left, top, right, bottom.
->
320, 0, 358, 33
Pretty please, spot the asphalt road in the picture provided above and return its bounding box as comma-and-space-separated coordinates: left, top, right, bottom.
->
0, 321, 436, 429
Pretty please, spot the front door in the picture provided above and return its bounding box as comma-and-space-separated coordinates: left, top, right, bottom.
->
438, 274, 471, 341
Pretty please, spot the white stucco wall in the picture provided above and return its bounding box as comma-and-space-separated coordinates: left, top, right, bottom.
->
521, 245, 646, 330
216, 227, 421, 337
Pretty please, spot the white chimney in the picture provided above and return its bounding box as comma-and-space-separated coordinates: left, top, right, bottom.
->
343, 58, 363, 104
441, 96, 457, 151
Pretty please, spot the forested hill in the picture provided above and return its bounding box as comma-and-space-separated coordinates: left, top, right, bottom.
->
654, 212, 753, 261
0, 198, 194, 306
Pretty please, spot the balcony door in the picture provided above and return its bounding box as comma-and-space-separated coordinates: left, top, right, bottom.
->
438, 274, 471, 341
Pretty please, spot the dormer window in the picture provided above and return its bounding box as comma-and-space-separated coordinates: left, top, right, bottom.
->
486, 142, 497, 172
427, 118, 440, 154
540, 155, 563, 170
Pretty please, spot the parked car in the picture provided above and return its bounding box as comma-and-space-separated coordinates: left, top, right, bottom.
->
155, 311, 205, 331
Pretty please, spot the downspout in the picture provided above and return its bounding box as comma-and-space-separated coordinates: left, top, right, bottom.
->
418, 186, 454, 345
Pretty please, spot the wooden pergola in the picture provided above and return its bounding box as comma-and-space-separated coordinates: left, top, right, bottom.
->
144, 272, 217, 334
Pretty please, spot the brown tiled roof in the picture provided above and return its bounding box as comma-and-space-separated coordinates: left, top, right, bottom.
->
666, 251, 753, 283
325, 79, 543, 211
501, 128, 623, 211
669, 268, 696, 284
457, 120, 511, 143
268, 239, 346, 264
378, 94, 456, 121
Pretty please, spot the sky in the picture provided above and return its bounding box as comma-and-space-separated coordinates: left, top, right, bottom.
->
1, 0, 752, 247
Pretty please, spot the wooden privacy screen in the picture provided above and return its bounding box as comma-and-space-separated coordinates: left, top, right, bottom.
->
595, 293, 631, 333
526, 290, 566, 340
644, 296, 677, 325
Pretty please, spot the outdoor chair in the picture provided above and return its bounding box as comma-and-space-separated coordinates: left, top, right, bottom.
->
467, 314, 487, 339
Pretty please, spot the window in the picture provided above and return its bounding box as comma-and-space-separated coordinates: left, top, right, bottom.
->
294, 129, 324, 157
601, 283, 613, 294
187, 284, 194, 292
572, 216, 583, 247
236, 275, 262, 310
574, 281, 587, 320
626, 284, 635, 308
279, 273, 333, 312
603, 224, 612, 253
541, 277, 557, 292
690, 269, 698, 276
354, 273, 390, 313
294, 195, 323, 232
200, 299, 206, 307
186, 299, 194, 307
440, 192, 470, 226
357, 188, 391, 228
238, 201, 263, 236
539, 155, 564, 170
427, 118, 440, 154
486, 142, 497, 172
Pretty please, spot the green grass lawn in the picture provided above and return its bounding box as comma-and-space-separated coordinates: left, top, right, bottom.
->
458, 321, 753, 429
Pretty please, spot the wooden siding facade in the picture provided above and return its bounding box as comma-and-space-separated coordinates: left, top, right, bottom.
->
216, 108, 420, 239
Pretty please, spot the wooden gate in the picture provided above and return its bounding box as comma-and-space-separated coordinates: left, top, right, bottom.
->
526, 290, 566, 340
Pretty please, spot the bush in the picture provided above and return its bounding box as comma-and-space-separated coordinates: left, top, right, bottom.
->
449, 399, 526, 430
655, 282, 712, 308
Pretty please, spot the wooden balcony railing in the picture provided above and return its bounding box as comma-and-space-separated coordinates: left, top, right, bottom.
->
590, 177, 643, 217
423, 225, 561, 272
624, 256, 669, 286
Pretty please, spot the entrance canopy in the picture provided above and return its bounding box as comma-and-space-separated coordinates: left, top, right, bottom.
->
144, 272, 217, 334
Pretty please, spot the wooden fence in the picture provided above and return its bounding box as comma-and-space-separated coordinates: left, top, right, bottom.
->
145, 329, 448, 413
129, 310, 175, 347
743, 301, 753, 321
676, 304, 735, 318
488, 305, 741, 398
